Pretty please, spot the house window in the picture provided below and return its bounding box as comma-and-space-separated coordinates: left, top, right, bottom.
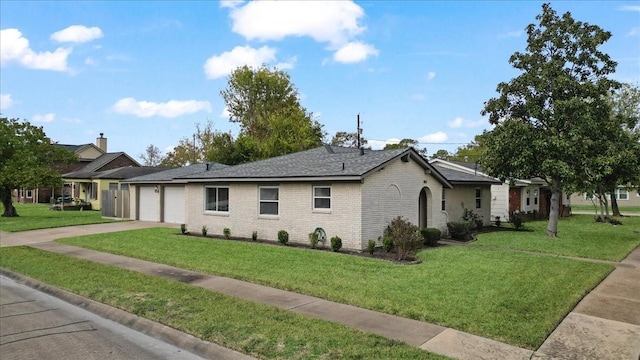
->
205, 186, 229, 212
526, 189, 530, 206
534, 190, 538, 205
475, 188, 482, 209
584, 193, 594, 200
313, 186, 331, 210
90, 182, 98, 200
109, 182, 119, 191
26, 189, 33, 198
615, 189, 629, 201
19, 188, 24, 198
120, 183, 129, 191
259, 186, 279, 216
441, 188, 446, 211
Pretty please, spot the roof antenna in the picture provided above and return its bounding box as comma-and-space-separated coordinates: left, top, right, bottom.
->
357, 113, 364, 155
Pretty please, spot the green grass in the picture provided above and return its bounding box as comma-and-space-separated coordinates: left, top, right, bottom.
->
0, 203, 121, 232
475, 215, 640, 261
0, 247, 445, 360
570, 204, 640, 213
59, 228, 613, 349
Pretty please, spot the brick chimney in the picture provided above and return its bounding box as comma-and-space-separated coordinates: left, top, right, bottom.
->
96, 133, 107, 152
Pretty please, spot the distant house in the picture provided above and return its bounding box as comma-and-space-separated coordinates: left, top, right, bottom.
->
429, 159, 549, 221
128, 146, 498, 251
569, 186, 640, 208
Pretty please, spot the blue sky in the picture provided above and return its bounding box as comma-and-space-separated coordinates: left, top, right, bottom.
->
1, 1, 638, 161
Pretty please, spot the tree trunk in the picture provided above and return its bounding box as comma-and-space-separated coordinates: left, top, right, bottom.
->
546, 178, 561, 237
1, 186, 19, 217
611, 188, 621, 216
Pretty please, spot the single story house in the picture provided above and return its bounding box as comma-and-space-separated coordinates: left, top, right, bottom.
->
128, 146, 498, 251
569, 186, 640, 208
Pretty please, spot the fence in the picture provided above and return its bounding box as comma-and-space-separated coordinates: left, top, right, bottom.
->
101, 190, 130, 219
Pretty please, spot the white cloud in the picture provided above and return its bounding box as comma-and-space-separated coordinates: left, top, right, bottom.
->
163, 145, 175, 154
220, 107, 230, 118
1, 28, 71, 71
419, 131, 448, 143
0, 93, 13, 109
204, 45, 276, 79
448, 116, 486, 128
619, 5, 640, 11
410, 93, 426, 101
333, 41, 378, 63
85, 57, 98, 65
275, 56, 297, 70
112, 98, 212, 118
368, 138, 400, 150
51, 25, 103, 43
33, 113, 55, 123
427, 72, 436, 80
627, 27, 639, 37
500, 30, 523, 38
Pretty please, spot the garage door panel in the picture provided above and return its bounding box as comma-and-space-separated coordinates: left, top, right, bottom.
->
139, 186, 160, 222
163, 186, 185, 224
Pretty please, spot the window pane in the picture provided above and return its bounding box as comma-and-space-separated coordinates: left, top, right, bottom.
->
260, 188, 279, 200
314, 187, 330, 197
476, 199, 481, 209
475, 188, 481, 197
314, 198, 331, 209
206, 188, 217, 211
260, 202, 278, 215
218, 188, 229, 211
121, 183, 129, 191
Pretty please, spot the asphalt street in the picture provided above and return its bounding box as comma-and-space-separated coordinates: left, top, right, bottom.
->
0, 275, 205, 360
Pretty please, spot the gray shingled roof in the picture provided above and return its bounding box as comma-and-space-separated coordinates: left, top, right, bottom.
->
181, 146, 452, 188
63, 152, 137, 177
94, 167, 173, 179
125, 163, 228, 183
432, 165, 501, 185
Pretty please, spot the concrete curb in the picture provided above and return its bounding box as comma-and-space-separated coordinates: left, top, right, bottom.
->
0, 268, 254, 360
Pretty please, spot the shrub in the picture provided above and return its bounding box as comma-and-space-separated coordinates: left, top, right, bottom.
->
494, 216, 502, 227
201, 225, 208, 236
223, 227, 231, 240
387, 216, 422, 260
382, 237, 394, 253
330, 236, 342, 252
277, 230, 289, 245
180, 224, 187, 234
367, 240, 376, 255
252, 231, 258, 241
309, 232, 319, 249
511, 211, 524, 230
447, 222, 471, 241
475, 219, 483, 229
421, 228, 441, 247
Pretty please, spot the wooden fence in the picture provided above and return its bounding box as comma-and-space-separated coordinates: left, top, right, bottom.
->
101, 190, 130, 219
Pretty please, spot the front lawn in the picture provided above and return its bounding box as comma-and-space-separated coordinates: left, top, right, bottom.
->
58, 228, 613, 349
570, 204, 640, 213
474, 215, 640, 261
0, 247, 443, 359
0, 203, 121, 232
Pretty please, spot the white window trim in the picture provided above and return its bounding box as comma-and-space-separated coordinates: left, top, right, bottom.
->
441, 188, 446, 211
312, 185, 331, 212
475, 188, 482, 209
204, 186, 230, 213
259, 186, 279, 217
26, 189, 33, 198
615, 188, 629, 201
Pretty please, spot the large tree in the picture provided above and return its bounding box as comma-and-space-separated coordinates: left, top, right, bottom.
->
0, 118, 76, 217
139, 144, 164, 166
161, 122, 219, 167
383, 139, 427, 157
330, 131, 368, 148
480, 3, 619, 236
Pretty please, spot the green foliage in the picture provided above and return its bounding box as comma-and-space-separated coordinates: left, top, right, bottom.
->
480, 3, 620, 237
252, 230, 258, 242
330, 236, 342, 252
0, 203, 119, 232
382, 237, 394, 253
511, 212, 524, 230
180, 224, 187, 234
160, 121, 218, 166
0, 117, 77, 217
421, 228, 441, 247
223, 227, 231, 240
383, 139, 427, 157
277, 230, 289, 245
139, 144, 164, 166
329, 131, 368, 148
367, 240, 376, 255
201, 226, 208, 236
309, 232, 319, 249
494, 216, 502, 228
429, 149, 451, 160
387, 216, 422, 260
447, 222, 472, 241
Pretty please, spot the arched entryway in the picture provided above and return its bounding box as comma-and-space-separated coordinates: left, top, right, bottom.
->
419, 187, 433, 229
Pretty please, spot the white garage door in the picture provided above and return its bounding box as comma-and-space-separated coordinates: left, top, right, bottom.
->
139, 186, 160, 222
163, 186, 185, 224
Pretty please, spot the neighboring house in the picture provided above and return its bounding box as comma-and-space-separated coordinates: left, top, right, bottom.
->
62, 152, 143, 210
13, 135, 107, 204
125, 163, 228, 224
569, 186, 640, 208
129, 146, 497, 252
429, 159, 549, 221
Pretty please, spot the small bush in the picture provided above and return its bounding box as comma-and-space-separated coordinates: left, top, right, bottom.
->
511, 212, 524, 230
309, 232, 319, 249
367, 240, 376, 255
201, 225, 208, 236
252, 231, 258, 241
421, 228, 441, 247
447, 222, 471, 240
382, 237, 394, 253
494, 216, 502, 227
330, 236, 342, 252
180, 224, 187, 234
277, 230, 289, 245
387, 216, 422, 260
475, 219, 483, 229
223, 227, 231, 240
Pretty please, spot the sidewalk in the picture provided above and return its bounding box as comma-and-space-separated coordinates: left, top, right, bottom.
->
2, 222, 639, 359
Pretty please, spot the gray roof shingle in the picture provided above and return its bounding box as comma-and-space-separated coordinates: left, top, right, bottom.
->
125, 163, 229, 183
432, 165, 501, 185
